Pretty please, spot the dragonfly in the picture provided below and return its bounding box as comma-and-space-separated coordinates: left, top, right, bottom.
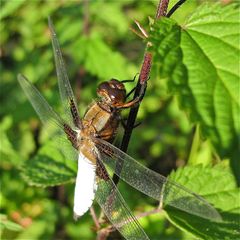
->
18, 18, 221, 240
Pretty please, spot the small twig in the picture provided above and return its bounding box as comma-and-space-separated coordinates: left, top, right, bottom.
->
129, 26, 146, 40
135, 207, 162, 219
96, 208, 161, 237
134, 20, 149, 38
90, 207, 100, 230
167, 0, 187, 17
130, 19, 149, 40
97, 228, 111, 240
115, 207, 161, 228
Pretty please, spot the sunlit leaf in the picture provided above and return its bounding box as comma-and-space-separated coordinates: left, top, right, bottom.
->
71, 35, 137, 80
21, 140, 76, 187
150, 3, 240, 183
0, 214, 23, 232
165, 164, 240, 240
0, 0, 26, 20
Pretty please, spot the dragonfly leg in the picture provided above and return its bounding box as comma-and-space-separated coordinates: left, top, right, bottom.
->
115, 96, 141, 109
125, 87, 136, 100
121, 73, 139, 83
116, 81, 146, 110
121, 118, 141, 129
133, 121, 142, 128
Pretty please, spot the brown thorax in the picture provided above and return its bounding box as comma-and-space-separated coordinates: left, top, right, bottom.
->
64, 78, 142, 156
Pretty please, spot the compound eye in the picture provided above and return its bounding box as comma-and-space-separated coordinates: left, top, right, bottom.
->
97, 82, 108, 91
110, 94, 116, 100
109, 79, 125, 90
109, 79, 118, 89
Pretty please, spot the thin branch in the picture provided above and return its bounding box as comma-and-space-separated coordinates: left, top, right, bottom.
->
134, 19, 149, 38
121, 0, 169, 151
96, 208, 161, 237
97, 228, 111, 240
115, 207, 162, 228
167, 0, 187, 17
99, 0, 170, 237
90, 207, 100, 230
129, 26, 146, 40
113, 0, 169, 185
135, 208, 162, 219
113, 52, 152, 185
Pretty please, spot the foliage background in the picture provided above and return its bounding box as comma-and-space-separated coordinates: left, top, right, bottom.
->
0, 0, 239, 240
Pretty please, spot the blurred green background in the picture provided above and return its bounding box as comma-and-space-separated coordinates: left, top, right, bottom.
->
0, 0, 223, 239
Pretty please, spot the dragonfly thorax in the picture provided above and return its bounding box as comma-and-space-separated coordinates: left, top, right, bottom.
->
79, 121, 97, 140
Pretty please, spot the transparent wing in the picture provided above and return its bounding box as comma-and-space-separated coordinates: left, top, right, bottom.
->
95, 160, 149, 240
94, 138, 222, 222
18, 74, 65, 128
48, 17, 81, 129
18, 74, 78, 162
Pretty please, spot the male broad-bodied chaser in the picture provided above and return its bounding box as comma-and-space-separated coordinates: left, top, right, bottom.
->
18, 18, 221, 240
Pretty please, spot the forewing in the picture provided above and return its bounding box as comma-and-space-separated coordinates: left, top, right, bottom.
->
95, 160, 149, 240
48, 17, 81, 129
18, 74, 65, 128
94, 138, 222, 222
18, 74, 78, 163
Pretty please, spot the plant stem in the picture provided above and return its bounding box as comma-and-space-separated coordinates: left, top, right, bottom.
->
113, 0, 169, 185
156, 0, 170, 19
167, 0, 187, 17
90, 206, 100, 229
96, 208, 161, 237
98, 0, 170, 237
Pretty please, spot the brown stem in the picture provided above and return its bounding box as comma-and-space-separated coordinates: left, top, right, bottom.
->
113, 208, 161, 229
120, 52, 152, 153
156, 0, 169, 19
120, 0, 169, 150
96, 208, 161, 238
90, 207, 100, 230
113, 0, 169, 185
98, 0, 170, 237
135, 208, 161, 219
97, 228, 111, 240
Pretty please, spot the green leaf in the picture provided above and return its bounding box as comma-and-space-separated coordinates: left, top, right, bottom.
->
93, 1, 129, 35
0, 0, 26, 20
0, 214, 23, 232
16, 221, 49, 240
0, 118, 21, 166
165, 164, 240, 240
71, 35, 137, 80
188, 125, 213, 166
21, 139, 76, 187
150, 3, 240, 183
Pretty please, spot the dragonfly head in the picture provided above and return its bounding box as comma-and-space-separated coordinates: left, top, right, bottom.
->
97, 79, 126, 107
